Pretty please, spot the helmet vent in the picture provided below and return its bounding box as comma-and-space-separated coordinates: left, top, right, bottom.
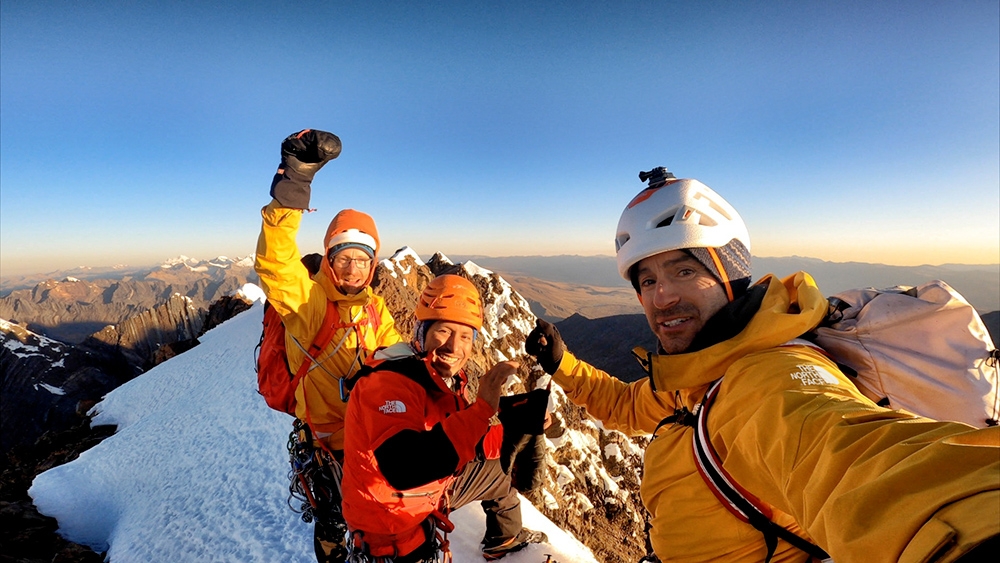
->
615, 234, 630, 252
708, 199, 733, 221
655, 215, 675, 228
692, 191, 734, 222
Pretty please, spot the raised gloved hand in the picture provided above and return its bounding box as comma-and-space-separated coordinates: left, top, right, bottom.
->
270, 129, 342, 209
524, 319, 564, 374
281, 129, 342, 173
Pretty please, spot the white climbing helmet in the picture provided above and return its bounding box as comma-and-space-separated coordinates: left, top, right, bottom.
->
614, 168, 751, 280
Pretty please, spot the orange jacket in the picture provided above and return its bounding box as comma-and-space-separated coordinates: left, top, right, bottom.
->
255, 200, 403, 450
341, 347, 501, 557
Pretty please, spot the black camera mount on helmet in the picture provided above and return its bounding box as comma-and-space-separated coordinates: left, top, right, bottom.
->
638, 167, 676, 189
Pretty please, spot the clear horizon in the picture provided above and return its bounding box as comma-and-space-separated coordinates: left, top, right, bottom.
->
2, 2, 998, 276
2, 249, 998, 280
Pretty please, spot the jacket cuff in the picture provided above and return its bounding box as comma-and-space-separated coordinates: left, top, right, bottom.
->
469, 397, 498, 421
551, 350, 579, 388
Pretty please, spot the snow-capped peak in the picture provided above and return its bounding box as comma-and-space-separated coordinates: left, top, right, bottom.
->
461, 260, 493, 278
428, 251, 454, 266
388, 246, 425, 266
1, 318, 67, 356
159, 256, 194, 268
158, 255, 254, 272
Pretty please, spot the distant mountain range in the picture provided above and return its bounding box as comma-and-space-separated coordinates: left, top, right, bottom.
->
453, 254, 1000, 314
502, 275, 641, 322
0, 256, 257, 343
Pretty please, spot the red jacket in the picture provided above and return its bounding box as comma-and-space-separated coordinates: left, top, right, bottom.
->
341, 347, 502, 557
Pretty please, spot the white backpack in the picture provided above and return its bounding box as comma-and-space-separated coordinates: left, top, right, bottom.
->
811, 279, 998, 428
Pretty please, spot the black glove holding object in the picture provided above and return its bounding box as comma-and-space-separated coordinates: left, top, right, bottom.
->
270, 129, 342, 209
498, 387, 550, 493
525, 319, 565, 374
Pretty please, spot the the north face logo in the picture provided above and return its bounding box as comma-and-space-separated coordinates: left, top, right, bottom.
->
379, 400, 407, 415
790, 365, 839, 386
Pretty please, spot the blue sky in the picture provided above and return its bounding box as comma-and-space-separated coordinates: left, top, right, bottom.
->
1, 1, 997, 276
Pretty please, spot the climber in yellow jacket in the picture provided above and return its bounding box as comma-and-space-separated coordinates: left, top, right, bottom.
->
254, 129, 402, 563
525, 167, 999, 563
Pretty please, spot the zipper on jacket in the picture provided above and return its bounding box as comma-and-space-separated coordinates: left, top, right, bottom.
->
391, 491, 436, 498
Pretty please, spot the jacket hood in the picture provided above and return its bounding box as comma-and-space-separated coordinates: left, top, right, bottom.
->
638, 271, 828, 392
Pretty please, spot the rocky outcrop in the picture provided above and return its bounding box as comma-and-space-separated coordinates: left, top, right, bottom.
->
203, 294, 255, 334
0, 320, 126, 453
83, 293, 204, 373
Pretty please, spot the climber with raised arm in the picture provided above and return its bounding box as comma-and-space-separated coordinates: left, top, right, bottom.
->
255, 129, 403, 562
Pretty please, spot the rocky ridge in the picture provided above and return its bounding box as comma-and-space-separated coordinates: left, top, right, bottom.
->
1, 291, 254, 455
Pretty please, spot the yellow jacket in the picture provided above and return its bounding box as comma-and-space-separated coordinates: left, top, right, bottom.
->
255, 200, 403, 451
552, 272, 999, 563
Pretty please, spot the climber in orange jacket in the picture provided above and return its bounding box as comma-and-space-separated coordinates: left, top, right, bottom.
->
254, 129, 403, 563
341, 274, 547, 562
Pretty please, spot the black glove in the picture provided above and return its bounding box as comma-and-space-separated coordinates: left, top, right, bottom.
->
525, 319, 564, 374
270, 129, 342, 209
498, 388, 550, 477
510, 434, 546, 493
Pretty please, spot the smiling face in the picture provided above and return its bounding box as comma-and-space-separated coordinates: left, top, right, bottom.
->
423, 320, 474, 379
635, 250, 728, 354
328, 247, 374, 295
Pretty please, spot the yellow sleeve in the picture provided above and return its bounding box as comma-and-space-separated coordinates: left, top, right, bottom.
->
713, 344, 1000, 563
374, 297, 404, 348
254, 200, 327, 339
551, 351, 676, 436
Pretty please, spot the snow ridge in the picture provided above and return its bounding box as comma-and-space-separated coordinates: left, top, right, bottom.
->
28, 306, 599, 562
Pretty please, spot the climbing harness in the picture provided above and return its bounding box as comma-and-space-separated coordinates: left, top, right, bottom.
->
344, 508, 455, 563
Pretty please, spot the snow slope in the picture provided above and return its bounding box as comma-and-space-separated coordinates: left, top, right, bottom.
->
29, 299, 598, 563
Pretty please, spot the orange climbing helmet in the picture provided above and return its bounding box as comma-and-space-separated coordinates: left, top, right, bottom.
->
416, 274, 483, 330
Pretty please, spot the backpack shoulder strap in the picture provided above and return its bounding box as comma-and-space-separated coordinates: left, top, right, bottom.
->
693, 378, 830, 563
294, 300, 340, 379
371, 355, 440, 394
340, 345, 437, 400
365, 302, 381, 333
